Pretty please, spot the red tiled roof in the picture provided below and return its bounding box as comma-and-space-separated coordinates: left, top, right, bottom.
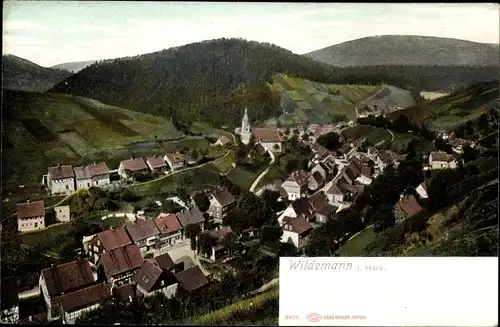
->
125, 219, 160, 242
291, 198, 313, 218
308, 192, 329, 212
132, 261, 164, 293
16, 200, 45, 219
87, 162, 110, 176
396, 195, 424, 218
59, 283, 110, 313
165, 152, 185, 164
283, 215, 313, 235
41, 259, 95, 297
175, 266, 209, 292
252, 128, 282, 143
155, 213, 182, 234
97, 226, 132, 252
120, 157, 148, 171
73, 166, 91, 180
285, 170, 309, 186
430, 151, 455, 163
146, 156, 167, 168
99, 244, 143, 277
48, 165, 74, 179
176, 207, 205, 227
112, 283, 135, 303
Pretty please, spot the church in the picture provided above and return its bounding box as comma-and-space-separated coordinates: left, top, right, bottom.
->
239, 108, 282, 152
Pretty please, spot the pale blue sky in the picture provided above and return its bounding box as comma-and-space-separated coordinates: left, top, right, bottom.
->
3, 1, 499, 67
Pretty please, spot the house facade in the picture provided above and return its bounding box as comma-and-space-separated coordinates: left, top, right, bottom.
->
208, 188, 236, 223
154, 213, 184, 248
84, 226, 132, 265
164, 153, 187, 171
307, 171, 324, 192
59, 283, 110, 324
87, 162, 111, 187
393, 195, 424, 223
47, 165, 75, 195
125, 219, 161, 254
39, 259, 96, 321
308, 192, 337, 223
118, 157, 149, 179
74, 166, 93, 190
97, 244, 144, 286
416, 181, 429, 199
54, 205, 71, 222
281, 215, 313, 249
176, 207, 205, 233
251, 127, 282, 152
16, 200, 45, 232
429, 151, 458, 170
146, 155, 168, 172
198, 227, 234, 262
282, 170, 309, 201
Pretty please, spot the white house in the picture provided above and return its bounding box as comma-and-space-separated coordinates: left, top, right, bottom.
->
154, 213, 184, 248
125, 218, 161, 254
74, 166, 93, 190
163, 153, 186, 172
118, 157, 149, 179
59, 282, 110, 324
281, 215, 313, 249
47, 165, 75, 195
1, 277, 19, 324
277, 198, 314, 226
252, 127, 282, 152
146, 155, 168, 172
282, 170, 309, 201
54, 205, 71, 222
429, 151, 458, 170
214, 135, 232, 147
208, 188, 236, 223
16, 200, 45, 232
416, 181, 429, 199
74, 162, 111, 189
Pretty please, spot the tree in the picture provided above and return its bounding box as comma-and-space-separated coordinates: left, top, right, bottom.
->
260, 225, 283, 246
406, 138, 418, 159
273, 143, 280, 150
143, 198, 158, 212
120, 188, 139, 202
191, 192, 210, 212
184, 223, 201, 251
316, 132, 341, 151
462, 145, 478, 163
301, 133, 309, 142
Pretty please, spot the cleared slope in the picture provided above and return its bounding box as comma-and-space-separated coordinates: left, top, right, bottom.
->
51, 60, 98, 73
306, 35, 499, 67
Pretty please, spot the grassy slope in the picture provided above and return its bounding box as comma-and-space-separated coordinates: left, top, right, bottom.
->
1, 91, 228, 189
389, 81, 499, 132
188, 286, 279, 325
271, 73, 382, 123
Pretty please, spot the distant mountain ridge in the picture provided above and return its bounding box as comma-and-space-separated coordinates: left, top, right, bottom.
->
306, 35, 499, 67
51, 60, 99, 73
2, 54, 72, 92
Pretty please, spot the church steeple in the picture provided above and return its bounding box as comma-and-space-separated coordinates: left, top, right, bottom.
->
240, 107, 251, 145
242, 108, 249, 123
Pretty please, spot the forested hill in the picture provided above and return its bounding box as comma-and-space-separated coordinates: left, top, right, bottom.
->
2, 54, 72, 92
306, 35, 499, 67
50, 38, 499, 127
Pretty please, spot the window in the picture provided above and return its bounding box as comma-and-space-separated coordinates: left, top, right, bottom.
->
65, 185, 69, 190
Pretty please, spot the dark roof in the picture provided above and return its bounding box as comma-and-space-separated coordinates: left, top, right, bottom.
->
132, 261, 164, 293
396, 195, 424, 218
97, 226, 132, 252
377, 150, 394, 163
59, 283, 110, 313
337, 143, 353, 155
120, 157, 148, 171
17, 312, 47, 324
1, 277, 19, 310
149, 253, 176, 271
291, 198, 313, 217
282, 215, 313, 235
16, 200, 45, 219
217, 135, 231, 145
254, 143, 266, 155
308, 192, 329, 212
174, 266, 209, 292
112, 284, 135, 303
146, 156, 167, 168
361, 166, 372, 178
211, 189, 236, 207
430, 151, 455, 162
99, 244, 143, 277
48, 165, 75, 179
176, 207, 205, 227
252, 128, 282, 143
309, 171, 324, 185
155, 213, 182, 234
316, 204, 338, 216
41, 259, 95, 297
73, 166, 91, 180
87, 162, 110, 176
125, 218, 160, 242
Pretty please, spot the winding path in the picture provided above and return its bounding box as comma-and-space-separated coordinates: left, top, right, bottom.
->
249, 151, 276, 193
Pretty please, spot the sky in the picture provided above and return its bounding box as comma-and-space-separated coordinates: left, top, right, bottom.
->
3, 1, 499, 67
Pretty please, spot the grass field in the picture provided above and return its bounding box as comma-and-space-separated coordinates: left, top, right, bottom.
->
213, 151, 235, 174
58, 131, 101, 156
272, 74, 382, 124
226, 167, 258, 190
337, 225, 377, 256
189, 286, 278, 325
255, 165, 283, 189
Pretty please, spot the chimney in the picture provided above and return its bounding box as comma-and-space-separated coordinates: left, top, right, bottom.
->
27, 199, 31, 204
29, 316, 33, 322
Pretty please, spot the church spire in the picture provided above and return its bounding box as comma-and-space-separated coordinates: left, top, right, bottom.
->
243, 108, 249, 122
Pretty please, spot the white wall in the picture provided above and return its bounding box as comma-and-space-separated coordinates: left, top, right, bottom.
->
416, 185, 428, 199
282, 229, 299, 248
260, 142, 281, 152
18, 215, 45, 232
50, 178, 75, 194
282, 182, 302, 201
278, 206, 297, 226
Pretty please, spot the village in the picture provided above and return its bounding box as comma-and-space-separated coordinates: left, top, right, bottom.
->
1, 108, 477, 325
